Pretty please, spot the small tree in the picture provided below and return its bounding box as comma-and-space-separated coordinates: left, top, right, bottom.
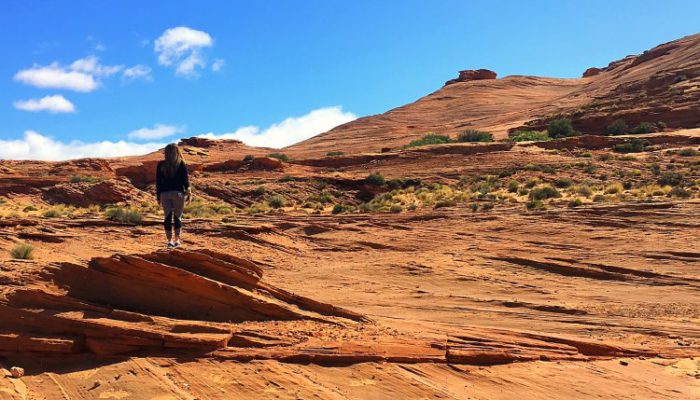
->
456, 130, 494, 143
547, 118, 579, 139
365, 172, 385, 186
606, 119, 629, 135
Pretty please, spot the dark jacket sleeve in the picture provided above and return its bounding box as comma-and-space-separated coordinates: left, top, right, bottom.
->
181, 163, 190, 191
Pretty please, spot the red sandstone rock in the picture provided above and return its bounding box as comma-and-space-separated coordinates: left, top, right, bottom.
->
445, 69, 497, 85
582, 67, 602, 77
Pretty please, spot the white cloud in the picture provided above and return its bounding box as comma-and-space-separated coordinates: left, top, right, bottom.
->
127, 124, 184, 140
122, 65, 153, 82
14, 63, 98, 92
13, 95, 76, 114
70, 55, 123, 77
198, 106, 357, 148
14, 56, 125, 92
155, 26, 213, 77
0, 131, 164, 161
212, 58, 225, 72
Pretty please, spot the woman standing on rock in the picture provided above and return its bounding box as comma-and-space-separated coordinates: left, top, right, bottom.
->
156, 143, 191, 248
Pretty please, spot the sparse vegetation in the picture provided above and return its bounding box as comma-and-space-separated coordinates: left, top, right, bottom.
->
658, 172, 683, 186
278, 175, 295, 182
630, 122, 659, 134
508, 130, 550, 142
405, 133, 451, 148
326, 151, 345, 157
613, 139, 647, 153
104, 207, 143, 224
547, 118, 579, 139
529, 184, 561, 200
456, 130, 493, 143
268, 195, 285, 209
252, 186, 266, 196
243, 154, 254, 162
267, 153, 290, 162
365, 172, 386, 186
606, 119, 629, 135
554, 178, 573, 188
332, 204, 346, 214
69, 175, 102, 184
10, 242, 35, 260
678, 148, 699, 157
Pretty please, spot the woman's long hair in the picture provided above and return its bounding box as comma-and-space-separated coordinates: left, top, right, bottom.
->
161, 143, 185, 178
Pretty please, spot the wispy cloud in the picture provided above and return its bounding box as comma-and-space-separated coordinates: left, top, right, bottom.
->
127, 124, 184, 140
14, 56, 150, 92
0, 131, 164, 161
212, 58, 225, 72
122, 65, 153, 83
155, 26, 213, 78
199, 106, 357, 148
13, 95, 76, 114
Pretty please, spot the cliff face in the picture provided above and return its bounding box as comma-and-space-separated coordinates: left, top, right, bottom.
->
286, 33, 700, 157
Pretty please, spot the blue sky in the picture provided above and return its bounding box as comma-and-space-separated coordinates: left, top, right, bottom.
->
1, 0, 699, 160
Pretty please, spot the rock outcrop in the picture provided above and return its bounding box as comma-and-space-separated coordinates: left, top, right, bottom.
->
43, 177, 150, 207
445, 69, 498, 85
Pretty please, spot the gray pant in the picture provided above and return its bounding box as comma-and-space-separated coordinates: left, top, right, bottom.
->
160, 190, 185, 240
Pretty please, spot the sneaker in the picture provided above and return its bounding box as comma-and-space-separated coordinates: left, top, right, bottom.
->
167, 242, 175, 248
173, 240, 181, 248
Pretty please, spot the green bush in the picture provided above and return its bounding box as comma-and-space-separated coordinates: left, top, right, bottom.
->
267, 153, 290, 162
678, 148, 699, 157
658, 172, 683, 186
434, 199, 456, 209
568, 198, 583, 208
613, 139, 647, 153
10, 242, 35, 259
326, 151, 345, 157
554, 178, 573, 188
529, 184, 561, 200
42, 208, 63, 218
252, 186, 266, 196
508, 130, 550, 142
606, 119, 629, 135
507, 180, 520, 193
526, 200, 545, 210
669, 186, 690, 198
547, 118, 579, 139
405, 133, 451, 148
69, 175, 102, 184
576, 185, 593, 197
268, 195, 285, 209
332, 204, 346, 214
23, 205, 37, 212
390, 205, 403, 213
630, 122, 658, 134
456, 130, 493, 143
104, 207, 143, 224
365, 172, 386, 186
243, 154, 254, 162
278, 175, 295, 182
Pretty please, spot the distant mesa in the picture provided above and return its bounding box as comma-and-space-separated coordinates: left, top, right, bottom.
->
582, 67, 603, 78
444, 69, 497, 86
179, 137, 243, 148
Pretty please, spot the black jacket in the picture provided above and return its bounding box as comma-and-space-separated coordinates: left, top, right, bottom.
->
156, 161, 190, 197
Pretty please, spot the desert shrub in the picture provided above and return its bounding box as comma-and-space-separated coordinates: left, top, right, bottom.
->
606, 119, 629, 135
658, 172, 683, 186
525, 178, 541, 189
630, 122, 658, 134
10, 242, 35, 260
592, 194, 606, 202
365, 172, 386, 186
434, 199, 456, 209
23, 205, 37, 212
575, 185, 593, 197
623, 181, 633, 190
42, 208, 63, 218
267, 153, 290, 162
604, 183, 624, 194
650, 163, 661, 175
326, 151, 344, 157
669, 186, 691, 198
554, 178, 573, 188
507, 180, 520, 193
598, 153, 612, 161
617, 155, 637, 161
529, 184, 561, 200
613, 139, 647, 153
268, 195, 285, 209
568, 198, 583, 208
508, 130, 550, 142
332, 204, 346, 214
104, 207, 142, 224
69, 175, 102, 184
678, 148, 699, 157
526, 200, 545, 210
278, 175, 295, 182
456, 130, 493, 143
243, 154, 254, 162
578, 152, 593, 158
390, 205, 403, 213
405, 133, 451, 148
547, 118, 579, 139
252, 186, 266, 196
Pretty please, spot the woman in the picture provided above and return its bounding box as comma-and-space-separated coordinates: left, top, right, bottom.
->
156, 143, 191, 248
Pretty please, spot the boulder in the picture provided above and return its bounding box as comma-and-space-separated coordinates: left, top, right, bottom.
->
251, 157, 284, 171
445, 69, 497, 85
582, 67, 602, 78
10, 366, 24, 378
